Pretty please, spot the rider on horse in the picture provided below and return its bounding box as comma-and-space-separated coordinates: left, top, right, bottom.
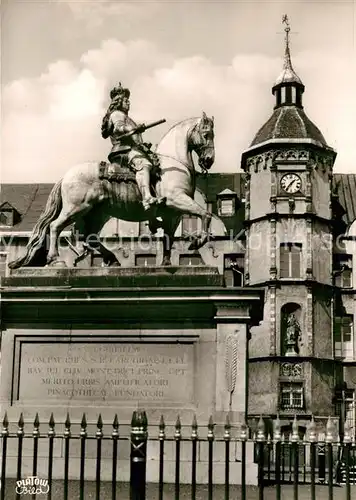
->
101, 83, 161, 211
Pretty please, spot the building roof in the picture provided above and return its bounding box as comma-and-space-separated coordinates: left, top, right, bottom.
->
332, 174, 356, 226
0, 174, 247, 237
2, 174, 355, 235
0, 184, 54, 232
250, 106, 327, 148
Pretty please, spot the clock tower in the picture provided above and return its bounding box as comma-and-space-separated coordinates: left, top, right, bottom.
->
241, 18, 337, 429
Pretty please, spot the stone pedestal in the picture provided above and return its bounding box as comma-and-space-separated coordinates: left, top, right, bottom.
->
0, 266, 264, 483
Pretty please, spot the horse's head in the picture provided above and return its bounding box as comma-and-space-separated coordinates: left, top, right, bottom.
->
190, 112, 215, 172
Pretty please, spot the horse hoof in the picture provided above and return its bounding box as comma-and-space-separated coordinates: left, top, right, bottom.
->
46, 260, 67, 268
108, 261, 121, 267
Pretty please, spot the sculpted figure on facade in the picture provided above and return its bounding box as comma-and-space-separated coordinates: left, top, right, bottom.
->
285, 313, 301, 356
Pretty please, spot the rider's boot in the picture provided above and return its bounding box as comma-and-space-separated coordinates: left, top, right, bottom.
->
136, 168, 158, 211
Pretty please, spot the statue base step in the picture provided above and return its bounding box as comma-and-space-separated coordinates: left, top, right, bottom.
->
5, 266, 223, 288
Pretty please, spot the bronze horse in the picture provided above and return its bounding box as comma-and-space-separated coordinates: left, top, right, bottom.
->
9, 112, 215, 269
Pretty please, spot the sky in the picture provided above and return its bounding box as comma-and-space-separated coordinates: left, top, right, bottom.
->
1, 0, 355, 183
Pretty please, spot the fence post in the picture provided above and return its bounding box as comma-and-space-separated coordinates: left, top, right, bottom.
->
257, 416, 265, 500
317, 432, 326, 484
343, 422, 352, 500
130, 410, 148, 500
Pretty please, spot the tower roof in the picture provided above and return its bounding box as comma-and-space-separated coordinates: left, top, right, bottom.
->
249, 15, 330, 150
250, 106, 327, 147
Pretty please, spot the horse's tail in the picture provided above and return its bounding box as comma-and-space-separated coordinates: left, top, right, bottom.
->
8, 180, 63, 269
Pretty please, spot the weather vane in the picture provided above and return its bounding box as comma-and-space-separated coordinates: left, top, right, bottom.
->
282, 14, 291, 48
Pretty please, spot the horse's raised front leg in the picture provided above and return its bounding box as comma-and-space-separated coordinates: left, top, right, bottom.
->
166, 193, 212, 250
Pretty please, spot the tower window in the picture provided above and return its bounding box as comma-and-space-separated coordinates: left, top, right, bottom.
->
291, 86, 297, 104
334, 316, 354, 359
280, 382, 304, 410
280, 243, 302, 278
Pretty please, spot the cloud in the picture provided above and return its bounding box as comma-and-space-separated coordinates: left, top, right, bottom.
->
57, 0, 151, 30
1, 37, 355, 183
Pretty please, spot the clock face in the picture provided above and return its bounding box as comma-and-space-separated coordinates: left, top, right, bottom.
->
280, 173, 302, 194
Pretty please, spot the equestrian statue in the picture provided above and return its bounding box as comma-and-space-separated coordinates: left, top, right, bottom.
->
9, 83, 215, 269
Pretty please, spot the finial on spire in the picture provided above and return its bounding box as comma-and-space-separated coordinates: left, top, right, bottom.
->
282, 14, 290, 39
281, 14, 292, 72
273, 14, 303, 88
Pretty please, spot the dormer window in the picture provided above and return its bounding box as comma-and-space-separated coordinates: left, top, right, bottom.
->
0, 202, 19, 227
217, 189, 238, 217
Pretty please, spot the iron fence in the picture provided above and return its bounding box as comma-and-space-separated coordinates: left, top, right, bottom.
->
1, 410, 356, 500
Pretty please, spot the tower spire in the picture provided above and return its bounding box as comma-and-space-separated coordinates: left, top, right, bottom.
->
282, 14, 293, 72
272, 15, 304, 107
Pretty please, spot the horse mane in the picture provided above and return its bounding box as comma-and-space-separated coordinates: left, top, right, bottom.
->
155, 117, 200, 166
155, 117, 199, 149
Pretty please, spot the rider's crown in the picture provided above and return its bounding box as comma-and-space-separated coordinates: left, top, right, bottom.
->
110, 82, 130, 100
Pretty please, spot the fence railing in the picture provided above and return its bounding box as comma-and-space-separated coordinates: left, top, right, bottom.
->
1, 410, 356, 500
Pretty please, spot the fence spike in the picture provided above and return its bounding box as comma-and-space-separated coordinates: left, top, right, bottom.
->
2, 412, 9, 429
224, 414, 231, 441
291, 415, 299, 442
159, 415, 165, 440
2, 412, 9, 437
18, 412, 24, 428
325, 416, 334, 443
49, 412, 55, 428
112, 414, 119, 439
191, 415, 198, 440
274, 414, 281, 442
208, 416, 214, 440
17, 413, 24, 437
48, 413, 55, 437
65, 412, 71, 429
34, 412, 40, 429
96, 414, 103, 439
33, 412, 40, 437
257, 415, 265, 442
81, 413, 87, 429
240, 419, 248, 441
80, 413, 87, 438
175, 415, 181, 440
308, 415, 317, 443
